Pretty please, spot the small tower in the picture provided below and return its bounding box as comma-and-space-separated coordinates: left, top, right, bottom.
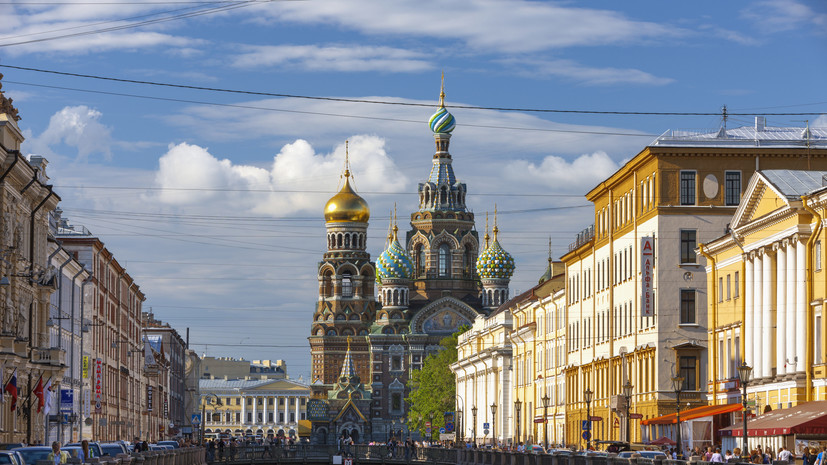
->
376, 206, 414, 328
476, 207, 515, 310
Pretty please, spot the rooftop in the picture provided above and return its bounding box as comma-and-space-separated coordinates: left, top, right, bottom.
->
761, 170, 827, 199
652, 118, 827, 148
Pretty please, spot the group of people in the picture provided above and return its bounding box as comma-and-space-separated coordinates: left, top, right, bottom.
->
204, 435, 297, 462
47, 441, 91, 464
669, 444, 825, 464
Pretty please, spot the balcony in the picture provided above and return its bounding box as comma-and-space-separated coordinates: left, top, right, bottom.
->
32, 347, 65, 366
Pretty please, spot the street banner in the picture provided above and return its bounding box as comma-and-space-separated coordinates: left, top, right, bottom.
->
60, 388, 73, 414
147, 385, 153, 412
94, 358, 103, 413
82, 356, 89, 379
641, 236, 655, 316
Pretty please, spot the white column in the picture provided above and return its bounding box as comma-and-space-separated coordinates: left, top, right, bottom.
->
273, 395, 278, 425
252, 396, 257, 426
762, 249, 773, 378
795, 237, 806, 372
776, 242, 787, 376
754, 251, 763, 378
241, 396, 247, 425
744, 254, 754, 369
786, 240, 796, 370
296, 396, 301, 423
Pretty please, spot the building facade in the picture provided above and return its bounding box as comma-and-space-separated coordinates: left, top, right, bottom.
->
309, 82, 513, 443
142, 311, 187, 439
0, 88, 63, 444
561, 119, 827, 449
701, 168, 827, 418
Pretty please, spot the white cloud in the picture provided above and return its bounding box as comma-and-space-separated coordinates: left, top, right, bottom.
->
24, 105, 113, 160
741, 0, 827, 33
263, 0, 683, 54
503, 151, 619, 192
153, 135, 410, 217
503, 58, 674, 86
232, 44, 433, 73
813, 115, 827, 128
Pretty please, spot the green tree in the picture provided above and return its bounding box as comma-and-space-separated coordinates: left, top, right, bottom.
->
406, 326, 468, 441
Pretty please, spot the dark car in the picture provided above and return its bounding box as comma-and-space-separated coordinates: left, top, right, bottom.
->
65, 442, 103, 458
0, 446, 24, 452
99, 443, 127, 457
157, 441, 179, 449
11, 446, 53, 465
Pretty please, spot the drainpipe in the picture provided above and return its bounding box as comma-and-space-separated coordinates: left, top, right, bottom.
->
697, 244, 718, 404
0, 150, 20, 184
800, 195, 822, 402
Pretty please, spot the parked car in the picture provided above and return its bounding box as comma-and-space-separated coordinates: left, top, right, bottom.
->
0, 450, 25, 465
529, 445, 546, 454
617, 451, 668, 459
0, 446, 24, 452
11, 447, 53, 465
147, 444, 165, 451
66, 442, 103, 458
157, 441, 179, 449
99, 443, 127, 457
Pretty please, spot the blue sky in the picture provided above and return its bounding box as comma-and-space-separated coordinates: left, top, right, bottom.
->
2, 0, 826, 380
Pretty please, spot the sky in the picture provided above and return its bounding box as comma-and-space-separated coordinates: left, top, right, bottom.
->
1, 0, 826, 381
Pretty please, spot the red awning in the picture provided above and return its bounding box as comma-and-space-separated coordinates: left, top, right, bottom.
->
641, 403, 742, 425
720, 401, 827, 437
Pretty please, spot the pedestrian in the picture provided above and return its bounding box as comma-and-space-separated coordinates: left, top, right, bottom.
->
712, 448, 723, 462
80, 440, 90, 463
48, 442, 69, 465
779, 447, 792, 463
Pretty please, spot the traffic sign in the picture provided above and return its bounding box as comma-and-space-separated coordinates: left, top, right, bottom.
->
191, 414, 201, 425
581, 420, 591, 431
483, 422, 490, 429
630, 413, 643, 420
439, 427, 446, 434
483, 429, 489, 435
425, 421, 431, 428
590, 416, 603, 421
426, 428, 431, 435
445, 422, 454, 432
582, 431, 591, 441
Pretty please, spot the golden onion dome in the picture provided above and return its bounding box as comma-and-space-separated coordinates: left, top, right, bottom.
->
324, 173, 370, 223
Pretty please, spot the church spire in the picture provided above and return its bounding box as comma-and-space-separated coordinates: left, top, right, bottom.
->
339, 336, 357, 380
484, 212, 490, 249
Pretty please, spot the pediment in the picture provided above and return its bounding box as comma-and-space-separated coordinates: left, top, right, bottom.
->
247, 379, 308, 391
732, 173, 793, 230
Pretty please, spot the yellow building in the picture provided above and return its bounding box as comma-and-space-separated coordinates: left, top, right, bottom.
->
700, 169, 827, 419
561, 121, 827, 450
199, 377, 310, 440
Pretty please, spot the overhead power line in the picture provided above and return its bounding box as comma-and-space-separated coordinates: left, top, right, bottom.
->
2, 64, 825, 116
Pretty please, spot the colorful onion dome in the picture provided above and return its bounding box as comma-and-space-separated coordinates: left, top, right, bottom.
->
377, 225, 414, 282
429, 105, 456, 134
476, 239, 515, 279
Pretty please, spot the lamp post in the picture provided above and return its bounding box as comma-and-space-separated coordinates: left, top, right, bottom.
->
199, 393, 222, 445
672, 376, 684, 459
584, 389, 593, 450
738, 362, 753, 459
471, 405, 478, 444
622, 381, 633, 444
541, 393, 550, 449
456, 394, 464, 443
490, 403, 497, 447
514, 398, 522, 445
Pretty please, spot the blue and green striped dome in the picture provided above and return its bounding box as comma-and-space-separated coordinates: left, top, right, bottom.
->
429, 106, 456, 134
377, 237, 414, 282
476, 240, 515, 279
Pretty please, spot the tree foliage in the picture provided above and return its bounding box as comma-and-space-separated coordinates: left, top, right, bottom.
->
406, 326, 468, 440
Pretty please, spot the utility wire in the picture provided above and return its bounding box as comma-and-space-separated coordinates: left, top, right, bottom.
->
2, 80, 658, 137
3, 64, 825, 116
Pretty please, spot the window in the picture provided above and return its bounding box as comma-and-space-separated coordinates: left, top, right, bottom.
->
268, 412, 273, 422
726, 274, 732, 301
279, 413, 284, 422
438, 244, 451, 277
679, 356, 697, 390
341, 272, 353, 297
680, 230, 697, 264
815, 315, 822, 364
817, 241, 822, 271
718, 277, 724, 302
246, 412, 252, 422
734, 272, 740, 298
725, 171, 741, 206
680, 171, 696, 205
680, 289, 696, 324
391, 356, 401, 371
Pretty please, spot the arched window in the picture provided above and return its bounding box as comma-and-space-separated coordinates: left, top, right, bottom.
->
341, 272, 353, 298
438, 244, 451, 277
464, 244, 475, 277
415, 244, 426, 277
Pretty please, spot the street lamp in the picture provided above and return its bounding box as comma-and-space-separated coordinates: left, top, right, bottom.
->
541, 393, 550, 449
200, 393, 222, 445
622, 381, 633, 444
671, 376, 684, 459
514, 398, 522, 445
490, 403, 497, 447
738, 362, 753, 459
584, 389, 593, 450
471, 405, 478, 444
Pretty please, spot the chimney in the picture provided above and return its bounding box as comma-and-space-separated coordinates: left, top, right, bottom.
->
755, 116, 766, 132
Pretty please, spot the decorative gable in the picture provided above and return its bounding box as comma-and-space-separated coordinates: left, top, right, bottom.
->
732, 173, 794, 230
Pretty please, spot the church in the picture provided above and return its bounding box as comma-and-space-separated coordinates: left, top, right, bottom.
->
307, 81, 516, 444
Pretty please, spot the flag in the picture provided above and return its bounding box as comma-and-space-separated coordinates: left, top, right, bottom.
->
43, 379, 53, 417
4, 370, 18, 411
34, 376, 44, 413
